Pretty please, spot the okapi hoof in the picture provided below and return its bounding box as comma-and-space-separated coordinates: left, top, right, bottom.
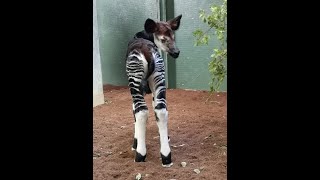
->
134, 152, 146, 162
161, 152, 173, 167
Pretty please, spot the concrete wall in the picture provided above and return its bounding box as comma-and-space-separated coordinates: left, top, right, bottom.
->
93, 0, 104, 107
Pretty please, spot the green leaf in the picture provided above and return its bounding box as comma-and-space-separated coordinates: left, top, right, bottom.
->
193, 0, 227, 92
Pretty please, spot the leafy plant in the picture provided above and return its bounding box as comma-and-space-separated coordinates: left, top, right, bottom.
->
193, 0, 227, 92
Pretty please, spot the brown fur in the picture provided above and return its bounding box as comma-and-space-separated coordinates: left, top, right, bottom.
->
155, 22, 174, 40
127, 38, 155, 63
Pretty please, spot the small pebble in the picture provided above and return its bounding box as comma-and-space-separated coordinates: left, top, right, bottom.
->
194, 169, 201, 174
135, 173, 141, 180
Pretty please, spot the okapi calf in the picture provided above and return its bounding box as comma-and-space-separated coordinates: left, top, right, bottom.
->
125, 15, 182, 167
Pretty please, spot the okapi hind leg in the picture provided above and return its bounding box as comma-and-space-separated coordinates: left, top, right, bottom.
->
150, 78, 172, 167
126, 53, 149, 162
129, 88, 149, 162
155, 108, 173, 167
133, 109, 148, 162
152, 95, 170, 143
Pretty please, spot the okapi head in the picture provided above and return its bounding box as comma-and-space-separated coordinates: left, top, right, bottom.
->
144, 15, 182, 59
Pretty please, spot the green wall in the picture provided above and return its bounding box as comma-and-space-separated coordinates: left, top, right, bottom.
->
167, 0, 226, 91
96, 0, 160, 86
97, 0, 226, 91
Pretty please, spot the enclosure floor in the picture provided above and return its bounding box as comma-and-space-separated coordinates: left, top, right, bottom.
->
93, 85, 227, 180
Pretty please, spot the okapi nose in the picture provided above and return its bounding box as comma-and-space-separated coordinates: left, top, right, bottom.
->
169, 48, 180, 58
173, 49, 180, 56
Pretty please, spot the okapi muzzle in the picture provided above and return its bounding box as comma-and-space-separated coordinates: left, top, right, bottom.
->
168, 43, 180, 58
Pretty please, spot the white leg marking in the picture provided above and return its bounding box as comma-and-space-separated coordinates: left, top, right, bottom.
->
132, 103, 137, 151
155, 109, 171, 157
135, 110, 148, 156
132, 103, 137, 139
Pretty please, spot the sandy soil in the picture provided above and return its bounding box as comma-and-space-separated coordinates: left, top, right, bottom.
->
93, 85, 227, 180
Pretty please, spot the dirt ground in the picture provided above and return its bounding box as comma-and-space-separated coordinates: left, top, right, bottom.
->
93, 85, 227, 180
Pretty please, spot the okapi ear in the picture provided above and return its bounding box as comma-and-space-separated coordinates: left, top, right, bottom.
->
167, 14, 182, 30
144, 18, 158, 33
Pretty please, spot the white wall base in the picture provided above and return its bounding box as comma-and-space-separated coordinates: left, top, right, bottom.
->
93, 93, 104, 107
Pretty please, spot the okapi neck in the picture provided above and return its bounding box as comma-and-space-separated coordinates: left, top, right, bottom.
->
134, 30, 155, 44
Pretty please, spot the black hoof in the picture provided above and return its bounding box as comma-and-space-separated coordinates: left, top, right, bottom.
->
135, 152, 146, 162
160, 152, 172, 165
